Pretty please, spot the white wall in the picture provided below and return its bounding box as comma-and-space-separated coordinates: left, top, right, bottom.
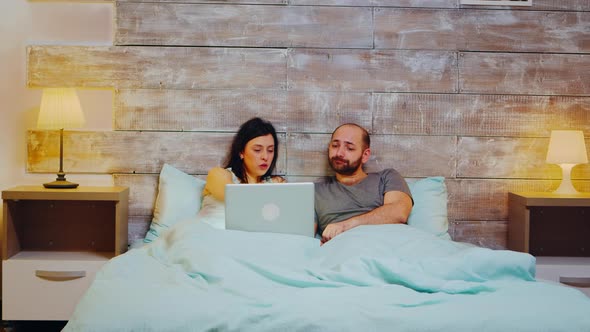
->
0, 0, 114, 272
0, 0, 114, 194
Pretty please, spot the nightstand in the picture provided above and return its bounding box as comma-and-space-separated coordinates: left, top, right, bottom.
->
508, 192, 590, 297
2, 186, 129, 320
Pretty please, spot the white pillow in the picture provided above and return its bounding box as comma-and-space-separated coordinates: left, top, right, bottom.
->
144, 164, 206, 243
406, 177, 450, 239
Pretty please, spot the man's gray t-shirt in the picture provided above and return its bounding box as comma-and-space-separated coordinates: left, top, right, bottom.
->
314, 168, 412, 235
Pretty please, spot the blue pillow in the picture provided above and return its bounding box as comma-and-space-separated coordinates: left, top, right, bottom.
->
144, 164, 206, 243
406, 177, 449, 239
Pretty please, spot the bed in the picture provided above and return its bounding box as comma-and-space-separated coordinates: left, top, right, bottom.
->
62, 165, 590, 331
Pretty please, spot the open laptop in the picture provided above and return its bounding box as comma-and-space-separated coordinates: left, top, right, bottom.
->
225, 182, 315, 237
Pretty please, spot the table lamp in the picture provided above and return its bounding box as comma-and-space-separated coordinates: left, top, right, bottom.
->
545, 130, 588, 194
37, 88, 86, 188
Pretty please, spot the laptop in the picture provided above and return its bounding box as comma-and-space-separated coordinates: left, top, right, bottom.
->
225, 182, 315, 237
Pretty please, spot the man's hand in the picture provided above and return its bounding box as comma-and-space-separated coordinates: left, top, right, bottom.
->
321, 221, 351, 245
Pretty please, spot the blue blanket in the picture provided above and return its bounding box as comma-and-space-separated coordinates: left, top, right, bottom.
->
64, 221, 590, 331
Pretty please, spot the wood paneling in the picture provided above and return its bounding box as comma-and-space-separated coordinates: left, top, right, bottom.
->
117, 0, 286, 3
450, 220, 507, 250
128, 215, 151, 244
27, 1, 590, 250
286, 92, 372, 133
457, 137, 590, 179
113, 174, 159, 217
286, 133, 456, 177
373, 93, 590, 136
27, 130, 287, 175
115, 89, 288, 131
288, 49, 458, 92
115, 89, 373, 133
116, 3, 373, 48
289, 0, 457, 7
291, 0, 590, 10
461, 0, 590, 11
34, 0, 116, 2
375, 9, 590, 53
459, 52, 590, 96
95, 0, 590, 10
27, 46, 287, 89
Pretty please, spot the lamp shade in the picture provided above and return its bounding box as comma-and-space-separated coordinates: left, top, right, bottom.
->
546, 130, 588, 164
37, 88, 85, 129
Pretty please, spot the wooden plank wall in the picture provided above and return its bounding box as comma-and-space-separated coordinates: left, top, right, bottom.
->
27, 0, 590, 248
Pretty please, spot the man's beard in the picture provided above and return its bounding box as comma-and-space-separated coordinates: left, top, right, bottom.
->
329, 156, 363, 176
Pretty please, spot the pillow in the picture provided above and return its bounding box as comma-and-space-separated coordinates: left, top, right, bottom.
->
144, 164, 206, 243
406, 176, 449, 239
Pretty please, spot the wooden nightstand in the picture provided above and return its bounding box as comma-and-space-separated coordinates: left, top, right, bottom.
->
508, 192, 590, 297
2, 186, 129, 321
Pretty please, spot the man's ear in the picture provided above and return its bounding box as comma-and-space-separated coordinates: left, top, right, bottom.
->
362, 148, 371, 164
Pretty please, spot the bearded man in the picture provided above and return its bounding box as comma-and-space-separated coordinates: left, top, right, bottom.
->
314, 123, 414, 244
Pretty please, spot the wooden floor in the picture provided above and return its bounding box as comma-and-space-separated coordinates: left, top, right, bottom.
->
1, 320, 67, 332
0, 302, 66, 332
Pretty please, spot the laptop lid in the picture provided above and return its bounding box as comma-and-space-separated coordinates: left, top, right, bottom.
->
225, 182, 315, 237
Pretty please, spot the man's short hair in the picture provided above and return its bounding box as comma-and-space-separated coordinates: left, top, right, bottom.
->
332, 123, 370, 150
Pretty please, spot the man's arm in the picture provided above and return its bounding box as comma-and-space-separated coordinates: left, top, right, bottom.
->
321, 191, 412, 244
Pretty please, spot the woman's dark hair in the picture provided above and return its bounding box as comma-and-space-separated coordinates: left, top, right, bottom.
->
224, 117, 279, 183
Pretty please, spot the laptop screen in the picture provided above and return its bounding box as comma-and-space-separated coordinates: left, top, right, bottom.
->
225, 182, 315, 237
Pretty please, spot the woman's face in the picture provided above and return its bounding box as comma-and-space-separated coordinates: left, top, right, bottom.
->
240, 134, 275, 182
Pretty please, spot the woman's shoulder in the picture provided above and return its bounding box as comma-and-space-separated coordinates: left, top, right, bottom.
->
269, 175, 286, 183
207, 167, 232, 180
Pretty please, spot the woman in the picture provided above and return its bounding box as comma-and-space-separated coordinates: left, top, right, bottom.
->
198, 117, 285, 229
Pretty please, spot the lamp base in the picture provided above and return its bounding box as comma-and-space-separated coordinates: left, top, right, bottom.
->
43, 180, 79, 189
553, 163, 579, 195
43, 172, 78, 189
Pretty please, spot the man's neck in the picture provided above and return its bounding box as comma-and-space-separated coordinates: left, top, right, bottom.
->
335, 169, 368, 186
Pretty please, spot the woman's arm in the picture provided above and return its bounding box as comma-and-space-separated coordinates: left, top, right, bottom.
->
203, 167, 233, 201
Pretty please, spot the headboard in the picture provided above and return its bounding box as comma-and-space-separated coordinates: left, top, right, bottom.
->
26, 0, 590, 249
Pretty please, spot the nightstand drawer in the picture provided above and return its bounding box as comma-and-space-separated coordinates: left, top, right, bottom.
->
535, 257, 590, 297
2, 254, 108, 320
2, 186, 128, 321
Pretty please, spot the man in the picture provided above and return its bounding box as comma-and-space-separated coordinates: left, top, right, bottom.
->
315, 123, 413, 244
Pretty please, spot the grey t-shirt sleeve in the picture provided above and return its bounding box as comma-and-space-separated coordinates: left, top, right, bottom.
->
381, 168, 413, 205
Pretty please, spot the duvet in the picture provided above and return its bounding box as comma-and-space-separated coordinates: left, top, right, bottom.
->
64, 220, 590, 332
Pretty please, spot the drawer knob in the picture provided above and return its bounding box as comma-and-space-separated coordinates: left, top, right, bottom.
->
559, 276, 590, 288
35, 270, 86, 280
